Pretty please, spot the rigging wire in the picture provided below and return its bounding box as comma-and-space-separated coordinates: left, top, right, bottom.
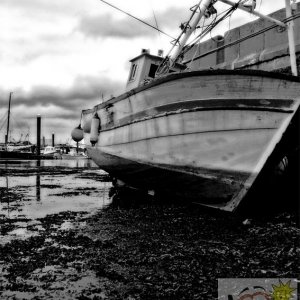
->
148, 0, 163, 48
156, 1, 206, 75
209, 6, 234, 42
181, 3, 240, 62
150, 2, 161, 39
195, 2, 240, 41
0, 117, 7, 132
186, 18, 207, 69
0, 111, 7, 131
97, 0, 175, 39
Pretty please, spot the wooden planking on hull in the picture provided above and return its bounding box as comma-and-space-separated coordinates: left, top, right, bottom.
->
85, 106, 299, 210
82, 70, 300, 211
83, 71, 300, 139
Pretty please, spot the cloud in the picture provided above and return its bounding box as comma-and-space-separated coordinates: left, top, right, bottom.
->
0, 75, 124, 110
77, 13, 156, 39
0, 0, 77, 16
0, 74, 124, 143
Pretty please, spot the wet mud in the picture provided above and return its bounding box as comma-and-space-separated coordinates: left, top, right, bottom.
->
0, 162, 299, 299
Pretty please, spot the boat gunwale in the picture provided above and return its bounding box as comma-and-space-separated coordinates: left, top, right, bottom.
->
83, 97, 296, 133
100, 104, 294, 133
82, 69, 300, 115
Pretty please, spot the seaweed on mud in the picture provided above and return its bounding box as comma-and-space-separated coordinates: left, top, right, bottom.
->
83, 206, 300, 300
0, 187, 23, 203
75, 173, 111, 182
49, 187, 98, 197
0, 167, 79, 177
1, 205, 299, 300
41, 184, 62, 188
0, 167, 299, 300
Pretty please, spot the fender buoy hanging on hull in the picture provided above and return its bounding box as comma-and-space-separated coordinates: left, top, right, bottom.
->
71, 124, 84, 142
90, 113, 100, 146
82, 119, 91, 133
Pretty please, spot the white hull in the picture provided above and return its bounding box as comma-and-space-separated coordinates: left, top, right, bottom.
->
82, 70, 300, 211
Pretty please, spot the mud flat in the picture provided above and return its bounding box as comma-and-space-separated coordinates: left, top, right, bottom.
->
0, 162, 299, 299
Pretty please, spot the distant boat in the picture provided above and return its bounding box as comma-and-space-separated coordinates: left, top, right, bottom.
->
0, 146, 35, 160
61, 147, 89, 160
0, 92, 36, 160
75, 0, 300, 211
42, 146, 61, 159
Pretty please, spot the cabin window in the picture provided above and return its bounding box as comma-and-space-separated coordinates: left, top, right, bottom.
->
148, 63, 158, 78
129, 64, 138, 81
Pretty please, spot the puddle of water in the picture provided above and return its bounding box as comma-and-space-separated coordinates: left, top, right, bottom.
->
0, 172, 111, 219
0, 160, 111, 218
0, 159, 112, 243
0, 159, 98, 169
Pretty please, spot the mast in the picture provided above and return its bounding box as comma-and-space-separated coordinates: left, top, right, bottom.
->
5, 92, 13, 145
171, 0, 212, 63
155, 0, 213, 75
285, 0, 298, 76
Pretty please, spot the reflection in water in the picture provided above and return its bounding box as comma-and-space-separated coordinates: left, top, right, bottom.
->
36, 172, 41, 202
5, 176, 10, 217
36, 157, 41, 202
0, 159, 111, 220
0, 159, 111, 244
0, 158, 98, 169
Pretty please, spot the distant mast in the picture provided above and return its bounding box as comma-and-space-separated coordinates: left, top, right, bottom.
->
5, 92, 13, 145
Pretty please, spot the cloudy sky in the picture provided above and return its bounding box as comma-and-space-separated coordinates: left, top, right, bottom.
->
0, 0, 290, 144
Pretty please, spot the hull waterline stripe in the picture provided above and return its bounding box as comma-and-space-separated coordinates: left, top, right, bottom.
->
97, 127, 275, 147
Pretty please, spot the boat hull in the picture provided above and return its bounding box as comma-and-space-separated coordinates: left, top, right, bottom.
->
82, 70, 300, 211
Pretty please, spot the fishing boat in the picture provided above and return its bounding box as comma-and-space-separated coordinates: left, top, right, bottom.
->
73, 0, 300, 211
